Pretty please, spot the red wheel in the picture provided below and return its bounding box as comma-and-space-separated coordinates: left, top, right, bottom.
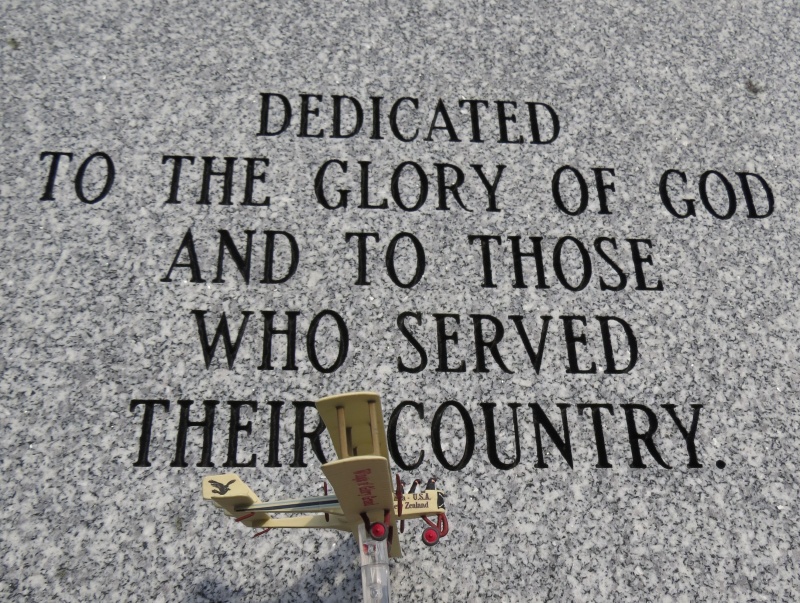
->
370, 522, 388, 541
422, 527, 439, 546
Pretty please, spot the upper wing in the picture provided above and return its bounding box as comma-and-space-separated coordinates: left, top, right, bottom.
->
316, 391, 390, 460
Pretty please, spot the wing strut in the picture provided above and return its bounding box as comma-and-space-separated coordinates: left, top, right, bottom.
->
336, 405, 350, 459
369, 399, 380, 455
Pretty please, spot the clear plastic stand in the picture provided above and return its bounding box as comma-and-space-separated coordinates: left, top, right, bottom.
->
357, 524, 391, 603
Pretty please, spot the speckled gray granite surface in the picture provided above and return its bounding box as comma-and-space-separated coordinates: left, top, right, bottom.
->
1, 1, 799, 601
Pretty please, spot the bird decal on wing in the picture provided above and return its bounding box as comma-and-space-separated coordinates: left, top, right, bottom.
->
209, 479, 236, 495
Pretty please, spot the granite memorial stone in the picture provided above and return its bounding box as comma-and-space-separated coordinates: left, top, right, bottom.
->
1, 1, 798, 601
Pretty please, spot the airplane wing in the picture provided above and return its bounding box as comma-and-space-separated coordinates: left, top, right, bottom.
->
316, 391, 391, 460
316, 392, 402, 558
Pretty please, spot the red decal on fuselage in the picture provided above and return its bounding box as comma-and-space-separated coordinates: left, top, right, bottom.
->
352, 468, 377, 507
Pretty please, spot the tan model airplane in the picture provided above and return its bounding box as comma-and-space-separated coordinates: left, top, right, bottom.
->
201, 392, 448, 558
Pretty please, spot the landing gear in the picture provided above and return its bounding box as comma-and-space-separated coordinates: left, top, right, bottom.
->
421, 527, 439, 546
420, 512, 449, 546
361, 512, 390, 542
369, 521, 388, 541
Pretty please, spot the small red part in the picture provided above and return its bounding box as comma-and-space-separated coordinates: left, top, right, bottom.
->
422, 527, 439, 546
395, 474, 404, 518
235, 512, 255, 522
421, 513, 449, 538
252, 528, 272, 538
370, 522, 387, 540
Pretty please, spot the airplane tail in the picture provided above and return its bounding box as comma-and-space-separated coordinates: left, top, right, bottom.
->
201, 473, 271, 528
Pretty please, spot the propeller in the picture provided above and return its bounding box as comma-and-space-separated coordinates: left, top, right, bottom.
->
395, 474, 406, 533
323, 481, 330, 523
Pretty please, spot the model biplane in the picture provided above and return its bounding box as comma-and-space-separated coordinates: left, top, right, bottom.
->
201, 392, 448, 557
